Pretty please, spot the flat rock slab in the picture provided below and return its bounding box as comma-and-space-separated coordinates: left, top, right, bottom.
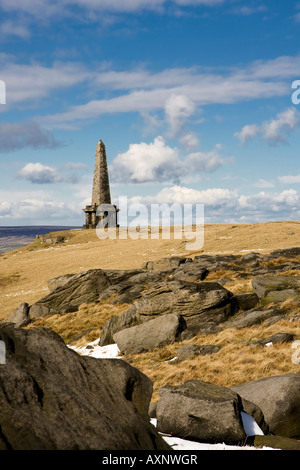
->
252, 276, 300, 299
223, 308, 283, 329
113, 313, 186, 355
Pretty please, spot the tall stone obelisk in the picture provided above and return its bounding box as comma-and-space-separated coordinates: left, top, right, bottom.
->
83, 139, 118, 229
92, 139, 111, 207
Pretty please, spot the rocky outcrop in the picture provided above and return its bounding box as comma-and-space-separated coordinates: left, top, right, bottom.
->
30, 269, 110, 319
2, 246, 300, 449
0, 324, 169, 450
6, 247, 300, 355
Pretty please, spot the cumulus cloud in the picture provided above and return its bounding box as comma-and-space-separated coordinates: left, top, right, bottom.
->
0, 121, 63, 151
16, 163, 62, 184
109, 136, 228, 184
15, 161, 87, 184
164, 94, 196, 136
110, 137, 182, 184
151, 185, 237, 207
234, 124, 260, 144
130, 185, 300, 223
0, 187, 84, 224
262, 107, 299, 144
235, 107, 299, 145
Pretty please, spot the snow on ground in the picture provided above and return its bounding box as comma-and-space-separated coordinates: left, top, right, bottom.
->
68, 340, 277, 451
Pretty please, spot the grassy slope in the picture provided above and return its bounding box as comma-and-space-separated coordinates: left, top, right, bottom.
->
1, 221, 300, 400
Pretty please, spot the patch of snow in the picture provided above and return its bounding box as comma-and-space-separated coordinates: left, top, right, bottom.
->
241, 412, 264, 436
68, 340, 121, 359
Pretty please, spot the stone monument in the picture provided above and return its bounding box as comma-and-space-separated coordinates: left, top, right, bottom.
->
83, 139, 118, 229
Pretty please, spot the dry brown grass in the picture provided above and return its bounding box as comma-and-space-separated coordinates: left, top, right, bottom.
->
1, 221, 300, 401
126, 317, 300, 402
1, 221, 300, 320
24, 300, 128, 346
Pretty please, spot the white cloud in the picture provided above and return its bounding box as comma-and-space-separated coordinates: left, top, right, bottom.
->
1, 53, 297, 128
262, 107, 299, 144
0, 61, 90, 108
164, 94, 196, 136
15, 161, 87, 184
234, 124, 260, 144
238, 189, 300, 213
0, 188, 84, 224
109, 136, 228, 184
151, 185, 237, 207
39, 55, 294, 129
278, 174, 300, 184
130, 185, 300, 223
235, 107, 299, 145
16, 163, 62, 184
0, 0, 225, 18
110, 136, 182, 184
185, 146, 229, 173
179, 132, 199, 149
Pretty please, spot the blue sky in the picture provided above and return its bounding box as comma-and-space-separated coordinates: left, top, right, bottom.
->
1, 0, 300, 226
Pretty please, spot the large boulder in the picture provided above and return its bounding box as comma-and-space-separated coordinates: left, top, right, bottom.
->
113, 313, 186, 355
99, 306, 139, 346
156, 380, 247, 445
251, 276, 300, 301
231, 374, 300, 438
134, 280, 234, 320
29, 269, 111, 318
0, 324, 169, 450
